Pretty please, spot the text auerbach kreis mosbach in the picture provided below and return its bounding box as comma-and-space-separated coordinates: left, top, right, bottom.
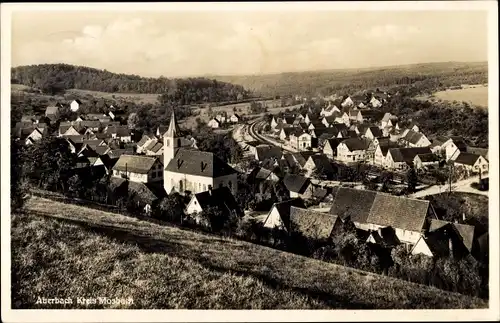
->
35, 296, 134, 306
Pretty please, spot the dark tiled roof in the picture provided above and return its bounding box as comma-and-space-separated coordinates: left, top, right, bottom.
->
454, 152, 481, 166
290, 206, 339, 240
402, 130, 425, 145
367, 194, 429, 232
165, 149, 237, 177
416, 153, 439, 163
94, 145, 111, 155
389, 147, 432, 163
465, 146, 488, 160
341, 138, 370, 151
367, 127, 383, 138
324, 138, 343, 151
283, 174, 311, 194
308, 155, 334, 174
329, 187, 378, 223
256, 145, 283, 161
193, 186, 241, 217
245, 140, 266, 148
266, 198, 307, 230
107, 148, 135, 159
360, 110, 384, 120
428, 219, 475, 253
112, 155, 160, 174
137, 135, 151, 147
150, 142, 164, 153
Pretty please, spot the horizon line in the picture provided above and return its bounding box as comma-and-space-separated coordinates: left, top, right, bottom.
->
11, 59, 488, 80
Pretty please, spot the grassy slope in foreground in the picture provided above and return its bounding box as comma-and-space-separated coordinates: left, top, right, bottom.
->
11, 197, 488, 309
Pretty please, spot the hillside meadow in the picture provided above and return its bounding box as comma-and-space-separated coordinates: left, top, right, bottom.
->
429, 85, 488, 109
10, 197, 488, 309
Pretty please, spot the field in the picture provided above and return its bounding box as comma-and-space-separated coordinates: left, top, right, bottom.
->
66, 89, 161, 105
11, 196, 488, 309
424, 85, 488, 109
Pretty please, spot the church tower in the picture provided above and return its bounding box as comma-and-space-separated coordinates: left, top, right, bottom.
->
163, 111, 183, 168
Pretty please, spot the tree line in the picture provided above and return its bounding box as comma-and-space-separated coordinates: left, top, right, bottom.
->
11, 64, 252, 104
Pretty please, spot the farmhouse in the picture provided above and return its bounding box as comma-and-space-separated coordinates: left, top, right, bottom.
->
230, 114, 241, 123
289, 131, 313, 151
303, 155, 334, 178
385, 147, 432, 171
336, 138, 370, 163
207, 118, 221, 128
289, 207, 343, 240
283, 174, 313, 199
263, 199, 307, 230
112, 155, 163, 183
185, 186, 242, 226
323, 138, 343, 158
70, 99, 82, 112
329, 187, 378, 231
453, 152, 489, 174
414, 153, 440, 170
400, 130, 431, 148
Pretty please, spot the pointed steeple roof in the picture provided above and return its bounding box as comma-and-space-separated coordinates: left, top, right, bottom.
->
164, 111, 182, 137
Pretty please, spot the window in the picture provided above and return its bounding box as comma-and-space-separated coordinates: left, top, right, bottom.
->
158, 171, 163, 177
198, 183, 201, 191
152, 172, 157, 179
203, 184, 207, 191
179, 180, 184, 191
177, 138, 181, 147
166, 139, 170, 147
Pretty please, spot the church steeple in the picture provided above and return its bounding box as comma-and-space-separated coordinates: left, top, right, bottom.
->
165, 111, 182, 138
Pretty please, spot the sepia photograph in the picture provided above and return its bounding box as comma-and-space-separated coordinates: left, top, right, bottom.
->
1, 1, 499, 322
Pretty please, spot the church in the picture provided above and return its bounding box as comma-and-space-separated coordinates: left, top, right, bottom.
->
163, 112, 238, 196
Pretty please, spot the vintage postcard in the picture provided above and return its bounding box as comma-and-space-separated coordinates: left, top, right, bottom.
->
1, 1, 498, 322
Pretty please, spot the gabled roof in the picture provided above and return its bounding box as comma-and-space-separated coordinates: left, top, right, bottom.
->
266, 198, 307, 230
78, 120, 101, 128
149, 142, 164, 153
145, 139, 159, 151
329, 187, 378, 223
367, 194, 430, 232
416, 153, 440, 163
308, 155, 334, 174
324, 138, 343, 151
367, 127, 383, 138
94, 145, 111, 155
248, 167, 277, 181
359, 110, 384, 120
389, 147, 432, 163
256, 145, 283, 161
341, 138, 370, 151
428, 219, 475, 253
45, 105, 60, 115
137, 135, 152, 147
454, 152, 482, 166
283, 174, 311, 194
107, 148, 135, 159
165, 149, 237, 178
290, 206, 340, 240
465, 146, 488, 160
402, 130, 425, 145
192, 186, 241, 217
112, 155, 160, 174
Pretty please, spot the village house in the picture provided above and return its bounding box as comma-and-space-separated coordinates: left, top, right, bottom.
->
283, 174, 314, 199
336, 138, 371, 163
341, 96, 355, 108
443, 136, 472, 160
289, 131, 313, 151
248, 166, 281, 185
255, 145, 283, 162
185, 186, 242, 226
279, 127, 297, 141
230, 114, 241, 123
70, 99, 82, 112
320, 103, 341, 117
289, 207, 343, 240
307, 121, 324, 130
363, 193, 437, 245
24, 127, 46, 145
207, 118, 221, 128
323, 138, 344, 159
372, 141, 399, 167
106, 125, 132, 142
369, 96, 383, 108
270, 116, 282, 129
263, 198, 307, 231
400, 130, 431, 148
452, 153, 489, 174
384, 147, 433, 171
244, 140, 267, 156
136, 135, 155, 154
112, 155, 164, 183
145, 141, 164, 156
380, 112, 397, 129
163, 112, 238, 195
329, 187, 378, 231
215, 114, 226, 124
414, 153, 441, 170
364, 126, 384, 140
357, 109, 385, 124
321, 114, 343, 128
411, 219, 476, 259
45, 103, 62, 121
303, 154, 334, 178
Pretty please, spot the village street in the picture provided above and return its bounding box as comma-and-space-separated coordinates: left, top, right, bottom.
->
409, 175, 488, 198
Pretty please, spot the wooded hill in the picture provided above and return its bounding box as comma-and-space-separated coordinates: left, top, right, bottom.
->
212, 61, 488, 97
11, 64, 253, 105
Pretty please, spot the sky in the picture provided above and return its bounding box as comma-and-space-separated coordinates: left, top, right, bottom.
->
11, 9, 488, 78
